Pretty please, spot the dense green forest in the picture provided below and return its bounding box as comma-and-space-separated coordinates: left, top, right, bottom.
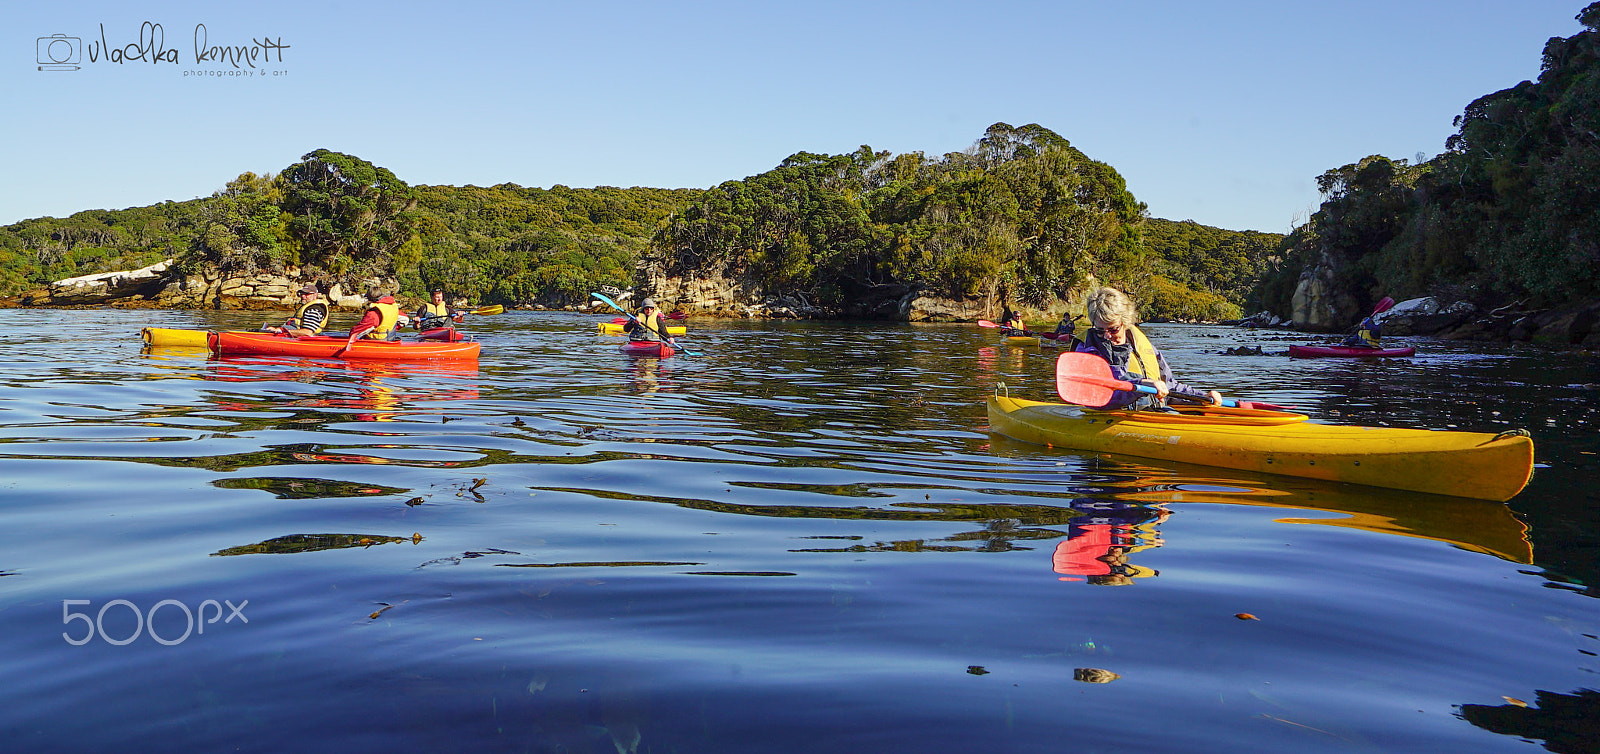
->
1256, 2, 1600, 316
1, 136, 1277, 319
0, 150, 699, 305
651, 123, 1276, 321
1143, 218, 1281, 317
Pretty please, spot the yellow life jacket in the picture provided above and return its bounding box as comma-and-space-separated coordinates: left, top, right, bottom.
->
364, 301, 400, 340
290, 299, 327, 334
420, 302, 450, 318
635, 312, 664, 339
1355, 326, 1380, 347
1125, 325, 1162, 381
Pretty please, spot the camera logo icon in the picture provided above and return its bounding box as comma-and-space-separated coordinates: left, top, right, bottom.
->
37, 34, 81, 71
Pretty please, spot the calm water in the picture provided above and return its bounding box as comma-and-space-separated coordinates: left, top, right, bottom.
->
0, 308, 1596, 753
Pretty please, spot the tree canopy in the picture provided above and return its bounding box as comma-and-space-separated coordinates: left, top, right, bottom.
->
1, 126, 1273, 320
652, 122, 1261, 319
1255, 1, 1600, 315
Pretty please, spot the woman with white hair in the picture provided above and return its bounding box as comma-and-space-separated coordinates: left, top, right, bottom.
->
1074, 287, 1221, 411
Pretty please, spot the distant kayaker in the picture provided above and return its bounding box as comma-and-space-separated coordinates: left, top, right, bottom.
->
1075, 287, 1221, 411
1053, 312, 1083, 348
1001, 308, 1025, 331
623, 298, 673, 343
414, 289, 462, 331
267, 284, 328, 337
349, 287, 401, 341
1342, 313, 1383, 348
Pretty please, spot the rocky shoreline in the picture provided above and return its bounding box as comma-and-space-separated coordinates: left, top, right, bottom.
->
1236, 296, 1600, 349
7, 260, 1600, 350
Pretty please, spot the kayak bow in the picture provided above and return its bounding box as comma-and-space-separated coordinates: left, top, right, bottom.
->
620, 340, 675, 358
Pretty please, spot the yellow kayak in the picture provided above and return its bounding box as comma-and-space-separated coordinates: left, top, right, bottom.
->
1003, 335, 1039, 346
142, 327, 211, 347
986, 393, 1534, 501
599, 322, 686, 336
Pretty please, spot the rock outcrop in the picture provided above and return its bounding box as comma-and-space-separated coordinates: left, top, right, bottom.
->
1439, 299, 1600, 348
1289, 255, 1360, 331
16, 258, 396, 312
1370, 297, 1474, 336
44, 259, 174, 305
1236, 310, 1291, 328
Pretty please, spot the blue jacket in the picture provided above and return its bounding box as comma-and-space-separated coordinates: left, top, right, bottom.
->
1075, 329, 1210, 410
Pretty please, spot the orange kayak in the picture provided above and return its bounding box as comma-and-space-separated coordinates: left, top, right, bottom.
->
208, 331, 479, 361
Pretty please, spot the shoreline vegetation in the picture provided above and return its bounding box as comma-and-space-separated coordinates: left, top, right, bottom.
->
0, 128, 1277, 328
9, 2, 1600, 348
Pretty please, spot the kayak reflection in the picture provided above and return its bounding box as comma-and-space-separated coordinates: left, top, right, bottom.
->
202, 356, 480, 422
211, 532, 422, 556
629, 356, 676, 395
988, 435, 1532, 565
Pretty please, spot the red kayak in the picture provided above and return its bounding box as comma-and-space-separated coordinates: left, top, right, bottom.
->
209, 331, 480, 361
416, 327, 467, 342
620, 340, 675, 358
1288, 344, 1416, 358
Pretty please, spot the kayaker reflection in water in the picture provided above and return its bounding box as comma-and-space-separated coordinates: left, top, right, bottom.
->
1342, 313, 1382, 348
1075, 287, 1221, 411
349, 287, 401, 341
1052, 503, 1169, 585
623, 297, 672, 342
267, 284, 328, 337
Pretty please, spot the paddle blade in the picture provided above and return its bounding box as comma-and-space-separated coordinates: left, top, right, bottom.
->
977, 319, 999, 328
1055, 352, 1132, 407
472, 305, 504, 316
1371, 296, 1396, 315
1236, 400, 1297, 412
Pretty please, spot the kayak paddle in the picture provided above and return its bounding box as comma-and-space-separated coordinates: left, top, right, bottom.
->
591, 291, 702, 357
471, 305, 504, 316
1371, 296, 1396, 316
334, 330, 362, 357
1054, 352, 1293, 411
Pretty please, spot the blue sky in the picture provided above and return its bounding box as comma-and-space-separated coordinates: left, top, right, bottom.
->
1, 1, 1587, 232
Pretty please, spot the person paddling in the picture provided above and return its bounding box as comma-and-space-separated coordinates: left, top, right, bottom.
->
1001, 307, 1025, 331
1342, 313, 1383, 348
1053, 311, 1084, 349
1074, 286, 1220, 411
623, 297, 675, 346
414, 289, 462, 331
348, 287, 401, 341
267, 284, 328, 337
